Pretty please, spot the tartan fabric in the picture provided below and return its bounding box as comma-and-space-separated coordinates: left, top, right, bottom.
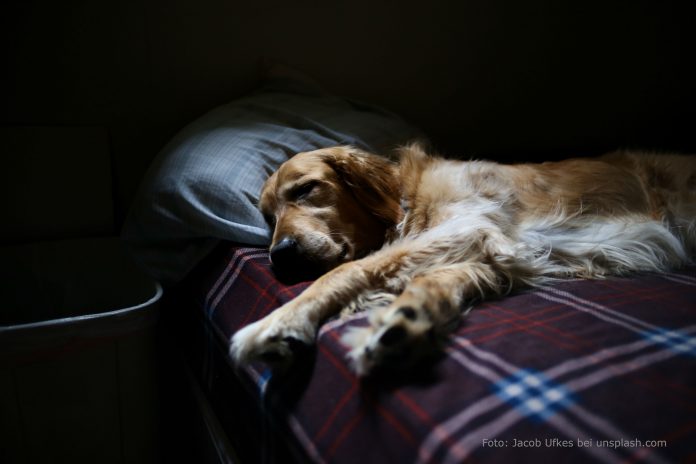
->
179, 243, 696, 463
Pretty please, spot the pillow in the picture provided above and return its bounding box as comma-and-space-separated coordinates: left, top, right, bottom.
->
122, 77, 423, 284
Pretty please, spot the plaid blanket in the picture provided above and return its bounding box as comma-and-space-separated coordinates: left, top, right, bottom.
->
176, 243, 696, 463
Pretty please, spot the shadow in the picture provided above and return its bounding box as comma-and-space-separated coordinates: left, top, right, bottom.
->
263, 342, 317, 408
271, 264, 323, 285
360, 350, 447, 392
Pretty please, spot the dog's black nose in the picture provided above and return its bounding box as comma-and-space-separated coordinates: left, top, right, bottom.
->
270, 237, 300, 269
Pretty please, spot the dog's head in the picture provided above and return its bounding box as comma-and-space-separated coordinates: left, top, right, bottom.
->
259, 146, 402, 279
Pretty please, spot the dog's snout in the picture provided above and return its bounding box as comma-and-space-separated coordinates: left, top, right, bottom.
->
269, 236, 323, 282
270, 237, 300, 268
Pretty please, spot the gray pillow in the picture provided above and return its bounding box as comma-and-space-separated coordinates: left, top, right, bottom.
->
122, 79, 423, 284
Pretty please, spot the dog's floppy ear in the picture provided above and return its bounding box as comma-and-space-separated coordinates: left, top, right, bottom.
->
322, 147, 402, 226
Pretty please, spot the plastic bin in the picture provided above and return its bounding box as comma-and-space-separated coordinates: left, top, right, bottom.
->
0, 237, 162, 464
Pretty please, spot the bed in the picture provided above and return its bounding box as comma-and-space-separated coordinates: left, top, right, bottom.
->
169, 243, 696, 463
122, 72, 696, 463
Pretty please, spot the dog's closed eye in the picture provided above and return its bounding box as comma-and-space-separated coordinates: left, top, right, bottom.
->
290, 180, 320, 201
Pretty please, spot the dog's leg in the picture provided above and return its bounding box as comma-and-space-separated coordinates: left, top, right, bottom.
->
230, 229, 529, 371
343, 261, 505, 375
229, 250, 409, 368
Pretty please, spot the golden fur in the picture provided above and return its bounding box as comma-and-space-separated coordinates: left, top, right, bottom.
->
231, 144, 696, 375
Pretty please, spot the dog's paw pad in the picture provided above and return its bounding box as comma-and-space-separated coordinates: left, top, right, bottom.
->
378, 325, 408, 346
398, 306, 418, 320
260, 350, 287, 364
342, 304, 436, 376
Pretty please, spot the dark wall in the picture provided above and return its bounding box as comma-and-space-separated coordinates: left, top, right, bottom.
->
2, 0, 695, 234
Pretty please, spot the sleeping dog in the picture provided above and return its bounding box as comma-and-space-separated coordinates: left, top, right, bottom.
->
230, 144, 695, 375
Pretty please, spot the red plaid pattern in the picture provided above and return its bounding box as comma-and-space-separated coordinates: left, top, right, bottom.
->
178, 243, 696, 463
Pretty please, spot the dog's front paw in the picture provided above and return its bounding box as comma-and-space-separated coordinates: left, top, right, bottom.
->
229, 303, 316, 369
342, 301, 441, 376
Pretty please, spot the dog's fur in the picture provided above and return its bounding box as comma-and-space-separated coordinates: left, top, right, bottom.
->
230, 144, 696, 375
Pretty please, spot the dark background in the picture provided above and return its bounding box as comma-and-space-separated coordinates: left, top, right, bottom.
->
1, 3, 694, 461
2, 0, 695, 241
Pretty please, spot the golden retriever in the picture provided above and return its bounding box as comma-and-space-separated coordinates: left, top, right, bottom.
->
230, 144, 696, 375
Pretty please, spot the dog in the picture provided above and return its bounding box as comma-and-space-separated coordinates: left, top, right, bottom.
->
230, 144, 696, 375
